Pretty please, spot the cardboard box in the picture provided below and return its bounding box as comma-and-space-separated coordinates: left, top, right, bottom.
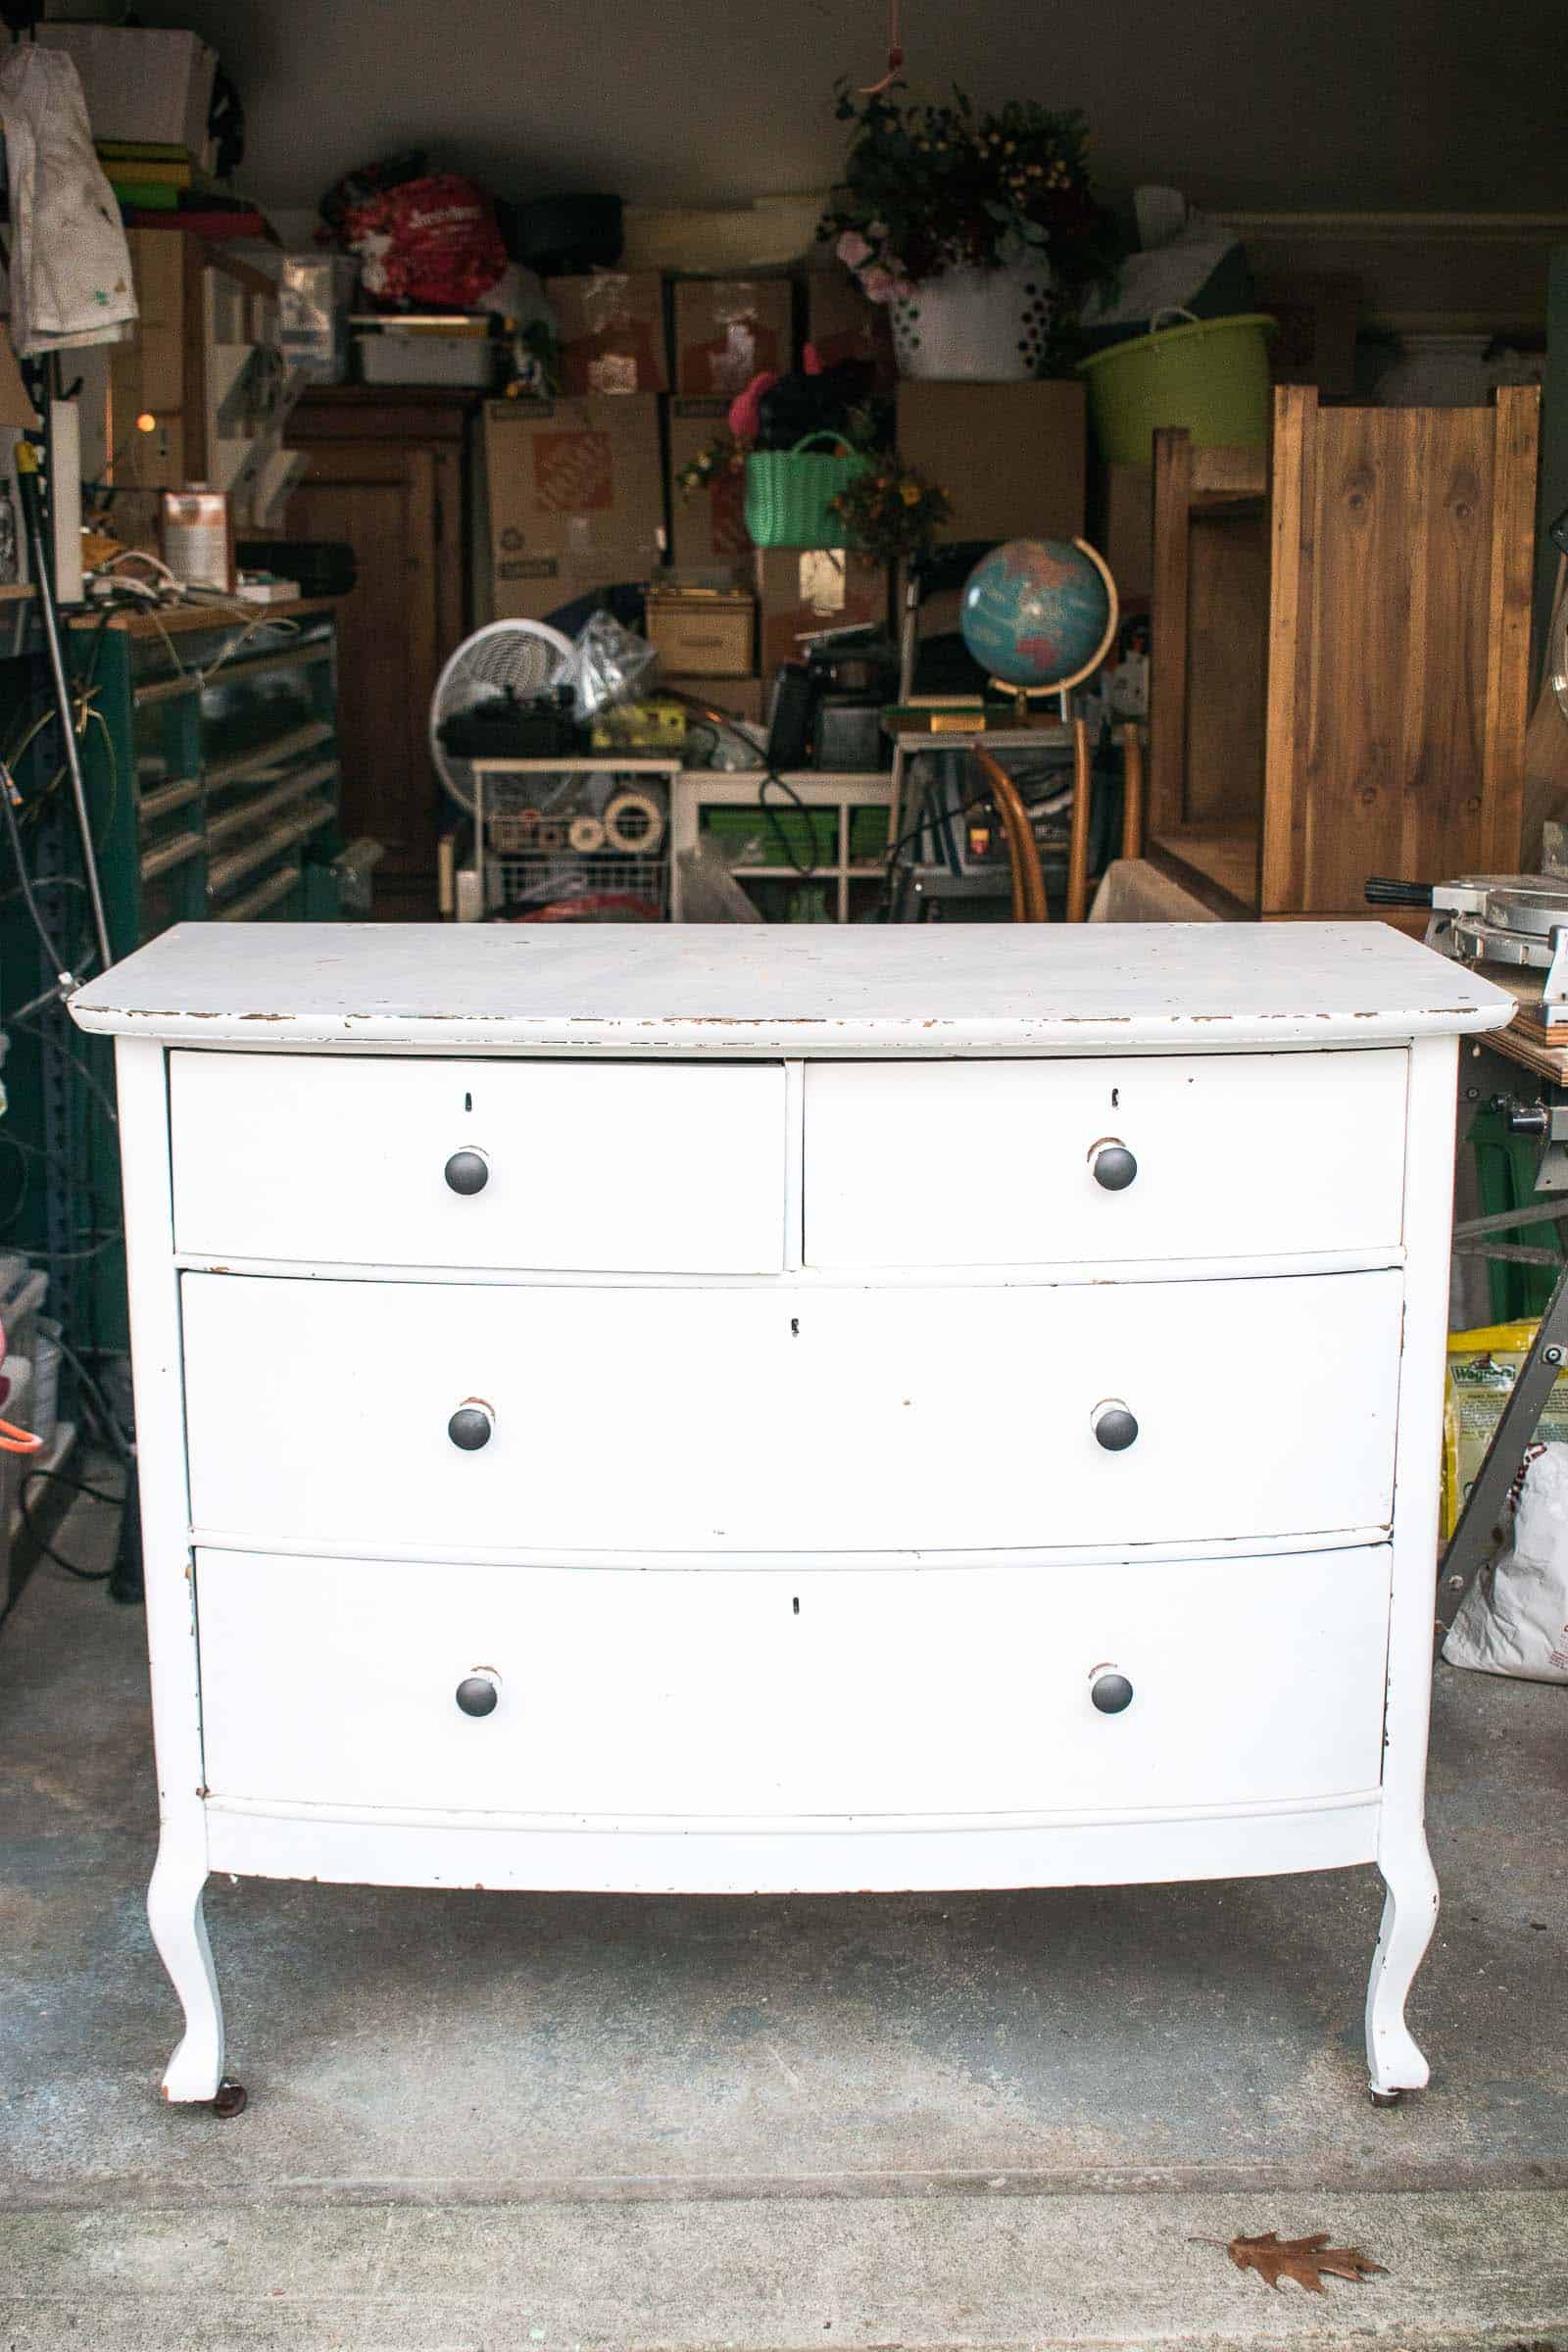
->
484, 396, 664, 619
672, 278, 793, 397
33, 23, 216, 154
663, 674, 766, 726
1093, 462, 1154, 604
551, 272, 667, 395
754, 548, 889, 675
896, 381, 1086, 545
665, 395, 753, 569
804, 271, 895, 391
646, 588, 756, 676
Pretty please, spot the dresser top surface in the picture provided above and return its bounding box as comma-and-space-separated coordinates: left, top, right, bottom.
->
69, 920, 1514, 1054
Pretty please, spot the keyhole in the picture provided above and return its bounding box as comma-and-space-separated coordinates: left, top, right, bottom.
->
792, 1596, 800, 1616
1110, 1087, 1119, 1108
790, 1317, 800, 1337
464, 1091, 472, 1113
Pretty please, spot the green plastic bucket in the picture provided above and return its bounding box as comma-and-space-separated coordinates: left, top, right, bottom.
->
1077, 310, 1277, 465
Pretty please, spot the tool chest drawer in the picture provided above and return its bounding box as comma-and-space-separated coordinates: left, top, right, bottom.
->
193, 1545, 1394, 1820
804, 1050, 1408, 1268
170, 1051, 788, 1273
181, 1267, 1403, 1557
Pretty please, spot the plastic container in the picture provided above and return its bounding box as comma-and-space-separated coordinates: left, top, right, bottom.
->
0, 1257, 46, 1375
744, 433, 872, 552
1077, 311, 1277, 464
355, 328, 496, 389
29, 1317, 61, 1456
889, 264, 1054, 383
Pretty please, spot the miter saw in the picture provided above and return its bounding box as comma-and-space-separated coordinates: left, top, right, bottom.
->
1367, 864, 1568, 1189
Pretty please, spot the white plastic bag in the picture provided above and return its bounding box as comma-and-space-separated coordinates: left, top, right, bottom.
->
1444, 1441, 1568, 1683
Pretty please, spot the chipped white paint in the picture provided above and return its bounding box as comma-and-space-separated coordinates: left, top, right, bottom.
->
75, 925, 1511, 2105
69, 919, 1514, 1056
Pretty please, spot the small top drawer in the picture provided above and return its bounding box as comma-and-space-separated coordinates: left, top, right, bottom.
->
170, 1053, 786, 1273
805, 1049, 1407, 1269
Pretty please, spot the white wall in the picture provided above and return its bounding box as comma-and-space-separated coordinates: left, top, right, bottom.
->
131, 0, 1558, 217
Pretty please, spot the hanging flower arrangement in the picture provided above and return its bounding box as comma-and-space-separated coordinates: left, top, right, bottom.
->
820, 83, 1119, 315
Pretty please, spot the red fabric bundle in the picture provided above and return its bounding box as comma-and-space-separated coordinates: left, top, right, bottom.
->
345, 173, 508, 310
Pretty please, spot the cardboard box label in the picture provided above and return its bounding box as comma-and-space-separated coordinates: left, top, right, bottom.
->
532, 429, 616, 514
553, 271, 668, 395
673, 279, 793, 397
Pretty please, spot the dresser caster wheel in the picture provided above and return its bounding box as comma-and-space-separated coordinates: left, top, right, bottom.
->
211, 2079, 248, 2120
1369, 2086, 1403, 2109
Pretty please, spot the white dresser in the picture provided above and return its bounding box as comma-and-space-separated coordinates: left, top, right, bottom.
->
71, 921, 1512, 2110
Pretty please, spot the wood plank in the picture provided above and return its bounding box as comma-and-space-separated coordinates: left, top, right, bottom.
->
1480, 383, 1542, 869
1191, 446, 1269, 499
1145, 822, 1259, 917
1148, 428, 1194, 838
1183, 510, 1268, 856
1259, 385, 1314, 913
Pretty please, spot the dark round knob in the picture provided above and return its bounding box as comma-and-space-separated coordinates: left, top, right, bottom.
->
444, 1149, 489, 1197
1092, 1672, 1134, 1715
1092, 1142, 1138, 1192
448, 1404, 493, 1451
456, 1674, 498, 1718
1093, 1403, 1139, 1452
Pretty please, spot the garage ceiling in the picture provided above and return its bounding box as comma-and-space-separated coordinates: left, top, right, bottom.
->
133, 0, 1558, 216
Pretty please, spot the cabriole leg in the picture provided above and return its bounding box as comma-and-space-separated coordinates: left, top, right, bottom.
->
1364, 1835, 1438, 2102
147, 1845, 224, 2102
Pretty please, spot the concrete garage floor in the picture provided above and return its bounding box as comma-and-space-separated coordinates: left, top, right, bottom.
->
2, 1487, 1567, 2350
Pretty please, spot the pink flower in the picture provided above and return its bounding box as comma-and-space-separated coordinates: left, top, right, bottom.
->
836, 229, 873, 270
860, 266, 897, 304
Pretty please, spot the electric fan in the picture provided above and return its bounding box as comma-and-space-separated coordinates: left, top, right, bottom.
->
428, 618, 577, 817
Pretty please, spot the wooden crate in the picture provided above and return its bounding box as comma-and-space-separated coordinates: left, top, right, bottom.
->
1147, 384, 1541, 920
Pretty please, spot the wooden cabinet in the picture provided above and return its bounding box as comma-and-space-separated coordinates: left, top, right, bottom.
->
285, 391, 472, 918
72, 920, 1513, 2107
1148, 385, 1542, 919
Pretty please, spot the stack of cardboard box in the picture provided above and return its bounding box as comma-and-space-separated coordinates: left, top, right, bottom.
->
482, 270, 1092, 705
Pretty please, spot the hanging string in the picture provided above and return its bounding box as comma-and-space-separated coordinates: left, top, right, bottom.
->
858, 0, 905, 95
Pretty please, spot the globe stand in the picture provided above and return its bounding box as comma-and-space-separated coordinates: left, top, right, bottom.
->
983, 539, 1120, 719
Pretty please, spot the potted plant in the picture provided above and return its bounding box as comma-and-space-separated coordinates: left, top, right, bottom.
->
820, 83, 1119, 382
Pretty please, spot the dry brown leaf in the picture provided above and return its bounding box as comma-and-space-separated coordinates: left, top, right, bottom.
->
1223, 2230, 1387, 2293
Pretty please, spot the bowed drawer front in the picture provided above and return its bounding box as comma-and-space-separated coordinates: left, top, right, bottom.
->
193, 1547, 1394, 1820
170, 1052, 788, 1273
805, 1051, 1408, 1268
180, 1267, 1402, 1555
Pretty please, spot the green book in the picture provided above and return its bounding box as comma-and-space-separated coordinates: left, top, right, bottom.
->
109, 178, 180, 213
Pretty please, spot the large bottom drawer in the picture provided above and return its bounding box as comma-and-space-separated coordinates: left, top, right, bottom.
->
194, 1547, 1393, 1821
181, 1270, 1402, 1554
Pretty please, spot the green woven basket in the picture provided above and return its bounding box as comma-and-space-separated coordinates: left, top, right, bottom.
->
744, 432, 871, 551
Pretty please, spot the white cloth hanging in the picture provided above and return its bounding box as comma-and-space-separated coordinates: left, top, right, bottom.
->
0, 44, 137, 358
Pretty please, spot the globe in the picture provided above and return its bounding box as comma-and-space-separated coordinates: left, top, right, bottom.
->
959, 538, 1114, 693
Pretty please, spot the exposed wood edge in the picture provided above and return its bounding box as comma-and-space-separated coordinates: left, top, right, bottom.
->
1480, 383, 1544, 870
1144, 832, 1255, 920
1148, 428, 1194, 838
1190, 447, 1267, 499
1258, 384, 1316, 915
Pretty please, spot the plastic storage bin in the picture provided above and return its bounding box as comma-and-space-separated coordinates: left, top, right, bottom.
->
1077, 311, 1276, 464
